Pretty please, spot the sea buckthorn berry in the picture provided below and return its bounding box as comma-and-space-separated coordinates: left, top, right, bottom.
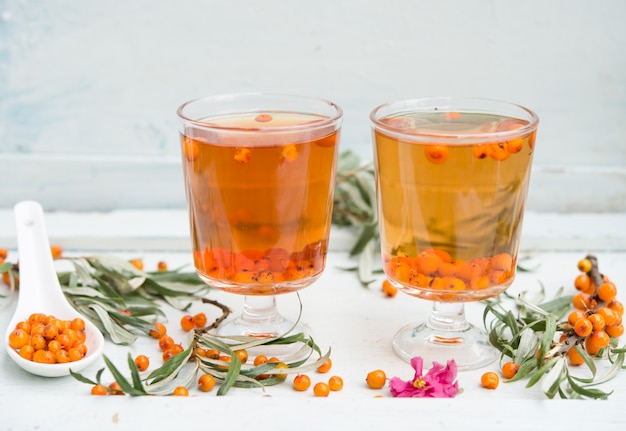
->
366, 369, 387, 389
568, 347, 585, 366
574, 318, 593, 337
198, 374, 216, 392
280, 144, 298, 163
567, 310, 587, 326
597, 282, 617, 302
234, 349, 248, 364
574, 274, 592, 293
158, 335, 175, 351
572, 293, 594, 311
293, 374, 311, 391
253, 355, 269, 366
313, 382, 330, 397
577, 258, 592, 273
382, 279, 398, 297
205, 349, 221, 359
255, 114, 273, 122
150, 322, 167, 339
596, 307, 619, 327
33, 350, 56, 364
501, 361, 520, 380
19, 345, 34, 361
424, 145, 449, 164
274, 362, 289, 380
30, 334, 47, 351
8, 328, 29, 349
480, 371, 499, 389
134, 354, 150, 372
172, 386, 189, 396
234, 147, 252, 163
588, 313, 606, 331
108, 382, 124, 395
50, 244, 63, 259
180, 314, 195, 332
68, 347, 85, 362
91, 384, 108, 396
490, 253, 513, 271
157, 261, 168, 271
217, 355, 232, 370
472, 144, 489, 159
70, 317, 85, 332
316, 358, 332, 373
608, 300, 624, 316
0, 248, 7, 259
130, 259, 144, 271
505, 137, 524, 154
192, 312, 207, 328
328, 376, 344, 391
585, 331, 610, 356
605, 324, 624, 338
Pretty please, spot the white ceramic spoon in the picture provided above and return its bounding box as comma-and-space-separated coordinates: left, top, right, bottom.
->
4, 201, 104, 377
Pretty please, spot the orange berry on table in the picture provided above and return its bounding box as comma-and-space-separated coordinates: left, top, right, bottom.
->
234, 349, 248, 364
328, 375, 344, 391
157, 261, 168, 271
424, 145, 449, 164
366, 369, 387, 389
0, 248, 8, 259
50, 244, 63, 259
130, 259, 144, 271
501, 361, 520, 380
158, 335, 175, 351
180, 314, 195, 332
172, 386, 189, 396
198, 374, 216, 392
597, 282, 617, 302
382, 279, 398, 297
574, 318, 593, 337
134, 354, 150, 372
108, 382, 124, 395
316, 358, 332, 373
481, 371, 499, 389
605, 324, 624, 338
192, 312, 207, 328
293, 374, 311, 391
91, 384, 108, 396
313, 382, 330, 397
150, 322, 167, 339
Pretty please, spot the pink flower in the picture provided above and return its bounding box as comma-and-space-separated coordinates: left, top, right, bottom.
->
389, 357, 459, 398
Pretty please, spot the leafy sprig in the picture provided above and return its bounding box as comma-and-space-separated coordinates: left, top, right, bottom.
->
484, 257, 626, 399
332, 150, 380, 285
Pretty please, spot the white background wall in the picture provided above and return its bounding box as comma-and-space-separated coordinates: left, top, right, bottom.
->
1, 0, 625, 212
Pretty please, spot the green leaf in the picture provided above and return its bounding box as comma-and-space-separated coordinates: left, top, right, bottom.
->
127, 353, 146, 392
70, 368, 101, 386
103, 355, 147, 396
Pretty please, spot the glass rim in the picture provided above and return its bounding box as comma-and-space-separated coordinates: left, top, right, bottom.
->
177, 92, 343, 133
370, 96, 539, 144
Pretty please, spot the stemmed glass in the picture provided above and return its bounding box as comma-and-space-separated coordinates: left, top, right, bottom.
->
370, 97, 539, 370
177, 93, 342, 357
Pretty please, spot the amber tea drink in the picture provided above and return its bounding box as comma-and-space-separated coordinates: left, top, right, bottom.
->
178, 93, 342, 341
371, 97, 539, 369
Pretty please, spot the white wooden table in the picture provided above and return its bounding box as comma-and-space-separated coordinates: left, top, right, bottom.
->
1, 210, 625, 430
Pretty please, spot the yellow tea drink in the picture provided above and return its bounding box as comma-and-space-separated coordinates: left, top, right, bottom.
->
373, 110, 537, 302
181, 112, 339, 295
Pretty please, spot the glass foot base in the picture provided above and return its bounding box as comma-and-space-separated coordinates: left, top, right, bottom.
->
392, 321, 498, 371
216, 300, 314, 362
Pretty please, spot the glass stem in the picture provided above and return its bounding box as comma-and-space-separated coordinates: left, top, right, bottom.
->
239, 295, 283, 326
427, 302, 471, 332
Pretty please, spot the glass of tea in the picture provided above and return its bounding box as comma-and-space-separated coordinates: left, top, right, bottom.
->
370, 97, 539, 370
177, 93, 342, 356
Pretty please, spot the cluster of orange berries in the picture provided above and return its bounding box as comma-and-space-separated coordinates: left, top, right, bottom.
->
566, 256, 623, 363
8, 313, 88, 364
193, 242, 326, 294
384, 249, 515, 295
292, 358, 344, 397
